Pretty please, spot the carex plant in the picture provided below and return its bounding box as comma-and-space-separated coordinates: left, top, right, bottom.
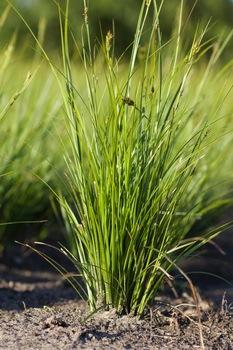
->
22, 0, 232, 315
55, 0, 233, 315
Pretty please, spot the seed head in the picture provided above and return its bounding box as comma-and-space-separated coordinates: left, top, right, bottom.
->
83, 3, 88, 24
106, 31, 113, 55
122, 97, 135, 107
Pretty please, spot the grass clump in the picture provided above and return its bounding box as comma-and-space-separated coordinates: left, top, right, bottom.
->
0, 9, 64, 247
55, 0, 233, 316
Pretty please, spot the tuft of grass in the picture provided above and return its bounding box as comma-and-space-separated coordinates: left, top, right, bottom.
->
54, 0, 233, 316
0, 13, 65, 247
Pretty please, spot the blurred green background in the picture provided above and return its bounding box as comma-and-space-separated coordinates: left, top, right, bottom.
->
1, 0, 233, 56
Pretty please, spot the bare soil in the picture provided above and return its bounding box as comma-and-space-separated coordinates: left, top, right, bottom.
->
0, 264, 233, 349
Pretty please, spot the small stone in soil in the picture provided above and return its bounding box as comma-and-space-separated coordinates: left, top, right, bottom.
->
43, 315, 69, 329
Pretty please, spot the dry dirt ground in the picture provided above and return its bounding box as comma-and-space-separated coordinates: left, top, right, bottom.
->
0, 261, 233, 350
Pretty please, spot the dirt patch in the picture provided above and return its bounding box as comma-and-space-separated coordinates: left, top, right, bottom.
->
1, 263, 233, 349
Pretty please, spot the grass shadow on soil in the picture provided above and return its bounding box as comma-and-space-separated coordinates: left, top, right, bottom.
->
0, 285, 77, 311
0, 265, 78, 311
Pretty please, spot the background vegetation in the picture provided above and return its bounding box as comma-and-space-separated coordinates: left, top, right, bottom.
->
1, 0, 233, 57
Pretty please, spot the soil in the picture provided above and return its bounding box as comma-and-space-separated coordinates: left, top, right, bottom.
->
0, 265, 233, 348
0, 267, 233, 350
1, 219, 233, 350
